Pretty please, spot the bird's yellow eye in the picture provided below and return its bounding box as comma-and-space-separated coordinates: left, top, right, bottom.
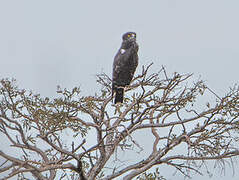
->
128, 34, 131, 37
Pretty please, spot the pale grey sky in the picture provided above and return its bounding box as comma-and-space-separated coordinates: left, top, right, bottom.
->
0, 0, 239, 179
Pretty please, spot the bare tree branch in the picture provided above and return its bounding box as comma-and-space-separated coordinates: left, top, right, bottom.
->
1, 64, 239, 180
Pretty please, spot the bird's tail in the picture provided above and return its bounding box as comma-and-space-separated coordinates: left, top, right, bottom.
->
114, 87, 124, 104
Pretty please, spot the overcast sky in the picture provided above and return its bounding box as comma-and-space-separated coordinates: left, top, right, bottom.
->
0, 1, 239, 179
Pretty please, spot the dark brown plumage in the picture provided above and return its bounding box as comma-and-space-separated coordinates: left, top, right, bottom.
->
112, 32, 139, 103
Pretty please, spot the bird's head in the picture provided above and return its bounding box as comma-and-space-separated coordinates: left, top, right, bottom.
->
122, 32, 137, 43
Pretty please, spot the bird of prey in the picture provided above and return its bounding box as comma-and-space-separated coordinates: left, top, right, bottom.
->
112, 32, 139, 104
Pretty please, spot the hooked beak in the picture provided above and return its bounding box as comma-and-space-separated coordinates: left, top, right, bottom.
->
129, 35, 136, 42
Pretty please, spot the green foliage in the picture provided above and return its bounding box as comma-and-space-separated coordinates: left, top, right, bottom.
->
0, 78, 89, 137
136, 168, 166, 180
1, 64, 239, 180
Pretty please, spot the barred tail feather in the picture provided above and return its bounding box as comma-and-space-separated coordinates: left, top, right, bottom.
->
114, 87, 124, 104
